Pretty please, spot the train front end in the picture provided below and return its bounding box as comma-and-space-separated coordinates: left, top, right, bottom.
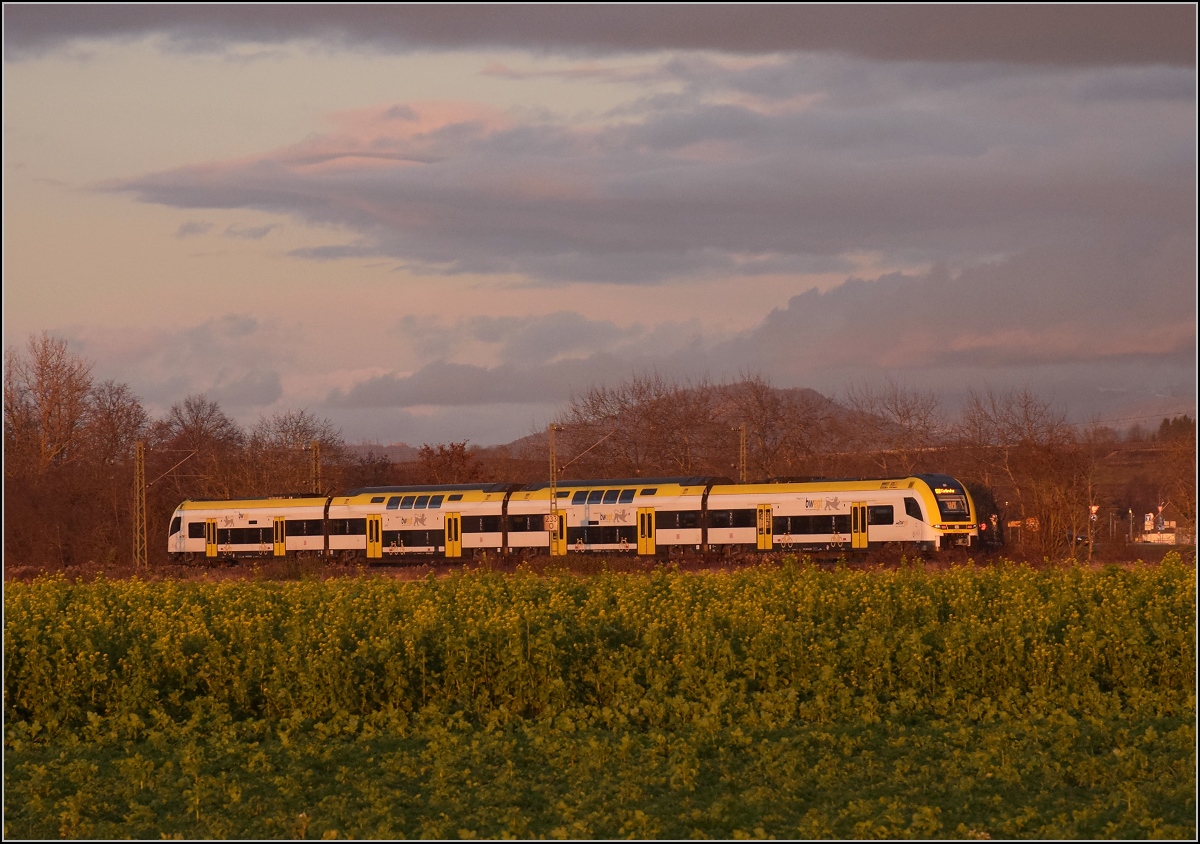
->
915, 474, 978, 549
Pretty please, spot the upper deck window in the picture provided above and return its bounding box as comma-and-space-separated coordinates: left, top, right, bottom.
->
603, 489, 620, 504
414, 495, 430, 509
400, 496, 416, 509
618, 489, 635, 504
572, 491, 588, 505
387, 496, 401, 510
640, 488, 658, 496
587, 490, 604, 504
429, 495, 444, 508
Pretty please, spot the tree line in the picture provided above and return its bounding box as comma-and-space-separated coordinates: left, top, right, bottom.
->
4, 333, 1195, 568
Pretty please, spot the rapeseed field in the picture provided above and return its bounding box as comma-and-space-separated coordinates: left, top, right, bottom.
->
4, 556, 1194, 838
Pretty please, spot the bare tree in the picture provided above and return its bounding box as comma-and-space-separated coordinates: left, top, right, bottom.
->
1159, 415, 1196, 542
86, 380, 150, 465
559, 373, 728, 478
417, 441, 483, 484
956, 387, 1078, 555
725, 375, 831, 480
247, 409, 346, 494
845, 377, 944, 475
4, 333, 95, 473
149, 394, 246, 501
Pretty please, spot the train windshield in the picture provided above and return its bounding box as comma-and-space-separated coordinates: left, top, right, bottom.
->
935, 494, 970, 522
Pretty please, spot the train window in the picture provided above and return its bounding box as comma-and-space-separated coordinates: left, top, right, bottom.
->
905, 497, 924, 522
170, 516, 182, 536
285, 519, 323, 536
428, 495, 444, 509
640, 488, 658, 496
587, 490, 604, 504
603, 489, 620, 504
400, 496, 416, 509
463, 516, 502, 532
572, 491, 588, 505
656, 511, 700, 529
567, 526, 637, 545
414, 495, 430, 509
509, 515, 545, 532
188, 522, 206, 539
330, 519, 367, 536
371, 496, 385, 504
868, 505, 894, 526
219, 527, 273, 544
618, 489, 635, 504
557, 490, 570, 498
708, 509, 756, 528
387, 497, 401, 510
384, 529, 438, 548
788, 515, 852, 535
448, 494, 463, 501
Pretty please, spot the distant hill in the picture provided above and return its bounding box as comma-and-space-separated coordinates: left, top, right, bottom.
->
345, 442, 422, 463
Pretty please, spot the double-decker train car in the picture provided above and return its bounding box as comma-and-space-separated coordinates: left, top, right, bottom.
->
168, 474, 977, 562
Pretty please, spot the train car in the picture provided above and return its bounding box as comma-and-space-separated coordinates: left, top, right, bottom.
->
168, 474, 977, 562
518, 477, 722, 555
704, 473, 977, 553
327, 484, 517, 560
168, 495, 330, 561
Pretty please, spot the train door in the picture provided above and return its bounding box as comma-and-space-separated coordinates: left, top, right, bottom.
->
851, 502, 868, 550
273, 517, 286, 557
549, 512, 568, 556
205, 518, 218, 558
637, 508, 656, 555
445, 513, 462, 558
757, 505, 773, 550
366, 515, 382, 559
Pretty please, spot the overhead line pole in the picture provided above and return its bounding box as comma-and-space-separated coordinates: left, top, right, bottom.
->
549, 424, 563, 556
311, 440, 322, 494
133, 441, 147, 569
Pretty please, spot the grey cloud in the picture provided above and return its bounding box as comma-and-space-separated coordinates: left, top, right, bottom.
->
6, 6, 1193, 66
729, 234, 1195, 384
466, 312, 640, 364
224, 223, 278, 240
381, 104, 418, 121
325, 359, 586, 408
325, 345, 721, 412
1076, 66, 1197, 102
108, 55, 1193, 288
322, 235, 1195, 428
209, 370, 283, 409
174, 220, 212, 237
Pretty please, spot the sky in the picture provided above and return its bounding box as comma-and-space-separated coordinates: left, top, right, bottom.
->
4, 5, 1196, 446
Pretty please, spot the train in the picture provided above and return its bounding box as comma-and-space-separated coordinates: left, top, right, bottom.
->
168, 474, 979, 562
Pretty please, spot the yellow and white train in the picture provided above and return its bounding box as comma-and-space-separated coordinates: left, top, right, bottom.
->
168, 474, 978, 561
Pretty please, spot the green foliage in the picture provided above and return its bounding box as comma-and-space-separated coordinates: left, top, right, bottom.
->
5, 556, 1195, 838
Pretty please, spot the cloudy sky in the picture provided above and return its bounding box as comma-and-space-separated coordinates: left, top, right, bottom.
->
4, 5, 1196, 445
